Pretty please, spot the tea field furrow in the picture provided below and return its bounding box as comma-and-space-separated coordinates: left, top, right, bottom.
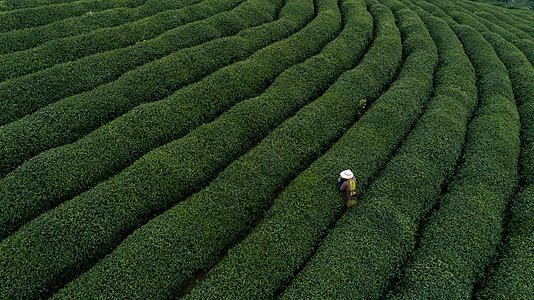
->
0, 0, 318, 241
473, 30, 534, 299
0, 0, 532, 298
457, 1, 533, 40
459, 1, 534, 39
0, 0, 272, 127
0, 0, 101, 11
0, 0, 147, 33
472, 13, 520, 42
0, 0, 236, 82
482, 32, 534, 184
427, 0, 533, 39
430, 0, 534, 43
181, 1, 409, 297
0, 0, 344, 247
50, 2, 382, 299
0, 1, 318, 237
281, 2, 480, 298
388, 24, 520, 300
405, 0, 455, 25
0, 0, 288, 178
0, 0, 338, 298
459, 0, 534, 37
475, 185, 534, 299
513, 39, 534, 66
0, 0, 208, 55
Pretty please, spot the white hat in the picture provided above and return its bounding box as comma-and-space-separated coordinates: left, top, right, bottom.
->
340, 169, 353, 179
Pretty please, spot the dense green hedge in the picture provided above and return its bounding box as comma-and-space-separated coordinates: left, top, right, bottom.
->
0, 0, 286, 177
0, 0, 317, 240
449, 11, 490, 32
0, 0, 147, 33
473, 30, 534, 299
439, 0, 533, 43
459, 0, 534, 37
483, 32, 534, 184
476, 185, 534, 299
0, 0, 341, 298
461, 0, 534, 39
473, 11, 520, 42
0, 0, 80, 11
403, 0, 455, 25
49, 2, 378, 299
427, 0, 534, 38
513, 38, 534, 69
0, 7, 139, 54
183, 2, 435, 298
388, 24, 520, 299
0, 0, 233, 81
281, 4, 486, 299
0, 0, 211, 55
0, 0, 319, 240
0, 0, 274, 127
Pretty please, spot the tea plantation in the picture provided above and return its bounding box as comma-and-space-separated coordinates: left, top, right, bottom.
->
0, 0, 533, 298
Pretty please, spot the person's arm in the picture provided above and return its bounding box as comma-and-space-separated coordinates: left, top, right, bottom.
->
337, 178, 347, 192
337, 177, 343, 191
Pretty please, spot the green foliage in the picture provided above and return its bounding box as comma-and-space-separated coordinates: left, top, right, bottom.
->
389, 24, 520, 299
0, 0, 80, 11
433, 0, 534, 38
0, 0, 317, 241
51, 2, 376, 298
282, 3, 491, 299
0, 0, 346, 298
0, 0, 285, 181
0, 0, 215, 55
483, 32, 534, 184
0, 0, 532, 298
473, 30, 534, 299
0, 0, 147, 33
0, 0, 279, 127
476, 185, 534, 299
0, 0, 210, 79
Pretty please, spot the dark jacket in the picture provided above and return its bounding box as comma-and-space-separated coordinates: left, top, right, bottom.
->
338, 176, 358, 204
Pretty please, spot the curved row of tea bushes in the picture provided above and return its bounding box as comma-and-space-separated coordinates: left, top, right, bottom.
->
50, 2, 377, 299
482, 32, 534, 184
0, 0, 316, 240
472, 12, 520, 42
184, 3, 429, 298
0, 0, 206, 55
0, 0, 234, 81
0, 0, 287, 176
474, 31, 534, 299
424, 0, 534, 184
449, 0, 534, 40
0, 8, 141, 54
0, 0, 80, 11
455, 3, 526, 42
284, 5, 486, 300
388, 24, 520, 300
427, 0, 533, 39
0, 0, 335, 298
435, 3, 489, 32
513, 39, 534, 65
402, 0, 454, 25
458, 0, 534, 37
476, 185, 534, 299
441, 2, 533, 44
0, 0, 274, 126
0, 0, 147, 32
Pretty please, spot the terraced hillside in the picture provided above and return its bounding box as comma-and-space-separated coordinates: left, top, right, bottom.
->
0, 0, 533, 298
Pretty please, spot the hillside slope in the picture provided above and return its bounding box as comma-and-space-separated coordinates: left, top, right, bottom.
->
0, 0, 533, 298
